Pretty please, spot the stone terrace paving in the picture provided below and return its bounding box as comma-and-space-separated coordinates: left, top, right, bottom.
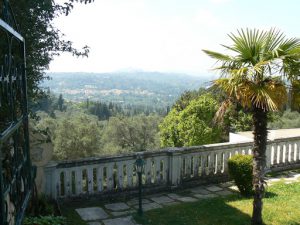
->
72, 170, 300, 225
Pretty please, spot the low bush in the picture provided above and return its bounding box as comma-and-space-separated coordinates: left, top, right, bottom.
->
228, 154, 253, 196
23, 216, 66, 225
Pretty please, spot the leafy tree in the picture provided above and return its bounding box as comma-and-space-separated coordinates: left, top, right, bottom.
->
57, 94, 65, 112
33, 111, 102, 160
10, 0, 93, 100
291, 79, 300, 112
269, 110, 300, 129
102, 115, 161, 154
53, 113, 102, 159
159, 108, 182, 147
203, 28, 300, 225
160, 94, 221, 147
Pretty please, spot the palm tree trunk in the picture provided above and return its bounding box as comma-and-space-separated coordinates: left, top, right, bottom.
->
251, 107, 268, 225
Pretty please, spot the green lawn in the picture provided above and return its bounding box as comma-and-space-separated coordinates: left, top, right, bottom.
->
134, 182, 300, 225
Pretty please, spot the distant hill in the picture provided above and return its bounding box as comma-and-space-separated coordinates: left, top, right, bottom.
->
43, 72, 211, 107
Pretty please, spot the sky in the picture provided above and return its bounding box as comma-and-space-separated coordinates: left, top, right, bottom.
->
49, 0, 300, 76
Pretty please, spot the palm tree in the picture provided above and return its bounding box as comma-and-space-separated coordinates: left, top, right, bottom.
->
203, 28, 300, 225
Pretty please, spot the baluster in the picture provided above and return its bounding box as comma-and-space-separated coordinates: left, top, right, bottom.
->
284, 142, 289, 164
106, 163, 114, 191
223, 151, 230, 174
288, 142, 294, 164
277, 143, 283, 164
58, 170, 66, 196
266, 144, 271, 169
296, 141, 300, 162
117, 162, 123, 190
186, 156, 191, 178
181, 157, 186, 178
64, 169, 71, 197
202, 153, 207, 176
216, 152, 222, 174
52, 170, 58, 199
75, 168, 82, 194
155, 157, 161, 183
145, 158, 152, 185
273, 143, 278, 165
162, 158, 168, 183
291, 142, 296, 163
194, 154, 199, 177
87, 167, 93, 194
55, 170, 61, 197
127, 161, 134, 188
208, 152, 214, 175
97, 166, 103, 192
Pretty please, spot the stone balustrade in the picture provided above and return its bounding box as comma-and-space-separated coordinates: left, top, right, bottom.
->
44, 136, 300, 199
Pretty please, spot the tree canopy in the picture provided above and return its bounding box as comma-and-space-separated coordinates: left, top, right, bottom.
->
160, 93, 221, 147
10, 0, 93, 99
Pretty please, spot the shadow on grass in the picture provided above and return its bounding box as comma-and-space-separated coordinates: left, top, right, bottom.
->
264, 191, 278, 199
134, 196, 252, 225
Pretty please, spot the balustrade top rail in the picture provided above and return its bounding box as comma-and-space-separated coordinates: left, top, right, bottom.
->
44, 136, 300, 199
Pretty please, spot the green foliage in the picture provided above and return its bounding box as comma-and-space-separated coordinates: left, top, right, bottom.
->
10, 1, 91, 100
227, 109, 253, 132
27, 194, 56, 217
102, 115, 161, 153
43, 72, 208, 112
32, 111, 102, 160
291, 80, 300, 112
228, 154, 253, 196
23, 216, 66, 225
269, 110, 300, 129
53, 113, 102, 160
160, 94, 221, 147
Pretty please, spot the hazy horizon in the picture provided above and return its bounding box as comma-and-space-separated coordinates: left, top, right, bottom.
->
50, 0, 300, 76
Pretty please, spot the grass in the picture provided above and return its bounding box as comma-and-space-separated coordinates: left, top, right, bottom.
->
134, 182, 300, 225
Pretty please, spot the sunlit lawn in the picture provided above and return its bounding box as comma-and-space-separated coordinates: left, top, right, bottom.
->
134, 182, 300, 225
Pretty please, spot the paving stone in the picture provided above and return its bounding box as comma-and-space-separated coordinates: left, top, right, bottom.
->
76, 207, 108, 221
177, 196, 198, 202
151, 196, 174, 204
103, 216, 136, 225
105, 203, 130, 211
219, 182, 234, 188
216, 190, 234, 196
134, 202, 162, 211
146, 192, 168, 198
87, 222, 102, 225
205, 185, 223, 192
189, 187, 211, 194
228, 185, 239, 191
127, 198, 151, 206
166, 193, 182, 200
194, 193, 218, 199
162, 201, 180, 207
111, 210, 135, 217
267, 178, 282, 183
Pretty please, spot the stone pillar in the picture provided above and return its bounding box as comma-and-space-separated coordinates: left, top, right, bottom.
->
44, 162, 58, 198
168, 149, 182, 187
29, 125, 54, 194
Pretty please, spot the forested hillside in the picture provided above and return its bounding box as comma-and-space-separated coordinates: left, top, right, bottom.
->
43, 72, 210, 107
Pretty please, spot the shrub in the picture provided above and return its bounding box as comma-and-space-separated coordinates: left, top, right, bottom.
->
228, 154, 253, 196
23, 216, 66, 225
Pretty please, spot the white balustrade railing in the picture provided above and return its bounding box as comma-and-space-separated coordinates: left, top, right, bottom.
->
44, 136, 300, 199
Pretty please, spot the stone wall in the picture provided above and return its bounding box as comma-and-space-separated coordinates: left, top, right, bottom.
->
30, 125, 53, 193
43, 136, 300, 199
